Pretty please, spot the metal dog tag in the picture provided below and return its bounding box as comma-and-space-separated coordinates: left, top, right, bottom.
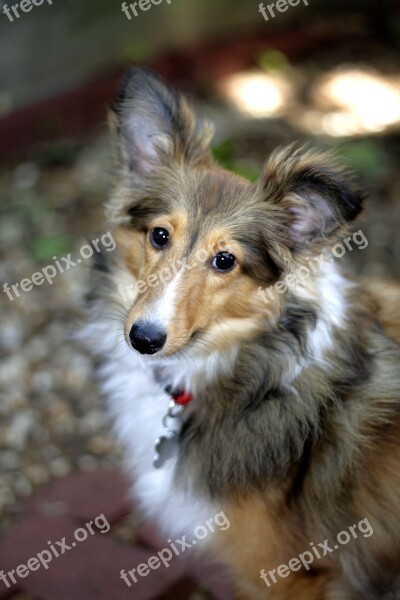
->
153, 430, 179, 469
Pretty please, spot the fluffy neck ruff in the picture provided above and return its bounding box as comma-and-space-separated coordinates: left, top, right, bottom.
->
172, 264, 373, 499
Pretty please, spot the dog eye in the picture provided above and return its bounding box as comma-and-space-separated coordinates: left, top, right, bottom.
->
211, 252, 237, 273
150, 227, 169, 249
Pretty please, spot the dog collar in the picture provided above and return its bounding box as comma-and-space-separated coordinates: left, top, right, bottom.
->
153, 387, 192, 469
169, 388, 193, 406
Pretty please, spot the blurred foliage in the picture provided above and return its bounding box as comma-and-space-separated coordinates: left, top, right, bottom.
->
67, 0, 121, 27
30, 235, 73, 261
336, 139, 390, 182
0, 191, 72, 261
1, 193, 48, 220
258, 49, 292, 74
212, 140, 259, 181
121, 39, 154, 64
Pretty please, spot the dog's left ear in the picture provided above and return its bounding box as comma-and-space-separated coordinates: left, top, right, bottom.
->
110, 67, 214, 178
257, 146, 365, 252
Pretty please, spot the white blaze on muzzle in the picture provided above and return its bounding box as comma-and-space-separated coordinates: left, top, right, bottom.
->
143, 269, 184, 331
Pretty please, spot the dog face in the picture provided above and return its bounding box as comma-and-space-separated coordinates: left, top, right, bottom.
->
114, 162, 280, 358
108, 68, 364, 359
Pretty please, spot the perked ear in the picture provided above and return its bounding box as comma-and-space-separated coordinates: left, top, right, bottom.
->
258, 146, 365, 251
110, 67, 214, 177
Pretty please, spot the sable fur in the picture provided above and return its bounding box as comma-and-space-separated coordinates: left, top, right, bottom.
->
85, 68, 400, 599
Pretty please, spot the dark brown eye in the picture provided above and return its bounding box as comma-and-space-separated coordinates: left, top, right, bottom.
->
212, 252, 237, 273
150, 227, 169, 249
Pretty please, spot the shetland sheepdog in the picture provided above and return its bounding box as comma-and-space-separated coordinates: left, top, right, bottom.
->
84, 67, 400, 599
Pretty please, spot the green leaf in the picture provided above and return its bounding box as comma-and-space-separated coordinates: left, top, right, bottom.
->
336, 141, 389, 179
30, 235, 73, 262
258, 49, 291, 74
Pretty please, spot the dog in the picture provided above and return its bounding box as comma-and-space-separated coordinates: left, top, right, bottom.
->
84, 67, 400, 599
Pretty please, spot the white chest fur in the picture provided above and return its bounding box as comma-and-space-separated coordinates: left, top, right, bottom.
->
98, 343, 218, 541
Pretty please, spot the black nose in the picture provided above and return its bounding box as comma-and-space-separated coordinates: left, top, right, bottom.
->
129, 322, 167, 355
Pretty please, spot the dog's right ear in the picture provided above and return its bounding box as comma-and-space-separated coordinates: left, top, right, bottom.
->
110, 68, 214, 178
257, 146, 365, 255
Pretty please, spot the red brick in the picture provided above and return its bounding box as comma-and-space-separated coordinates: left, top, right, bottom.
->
136, 521, 166, 550
190, 559, 234, 600
155, 578, 197, 599
24, 470, 131, 524
0, 513, 188, 600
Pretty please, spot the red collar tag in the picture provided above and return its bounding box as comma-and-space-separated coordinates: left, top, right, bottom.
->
171, 390, 193, 406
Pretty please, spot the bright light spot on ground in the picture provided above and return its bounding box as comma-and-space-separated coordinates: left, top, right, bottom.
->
218, 71, 290, 118
313, 68, 400, 136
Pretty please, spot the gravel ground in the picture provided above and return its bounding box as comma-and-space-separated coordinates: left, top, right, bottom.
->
0, 137, 122, 533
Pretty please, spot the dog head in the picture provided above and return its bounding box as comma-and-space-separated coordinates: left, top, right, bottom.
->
107, 68, 364, 359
